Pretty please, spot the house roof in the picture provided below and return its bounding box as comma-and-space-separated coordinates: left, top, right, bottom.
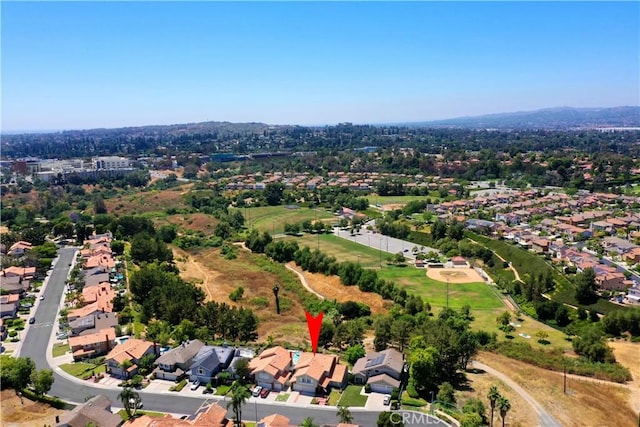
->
352, 348, 404, 377
249, 346, 291, 375
106, 338, 154, 364
58, 394, 121, 427
1, 266, 36, 277
156, 340, 205, 366
257, 414, 292, 427
367, 373, 401, 388
69, 327, 116, 349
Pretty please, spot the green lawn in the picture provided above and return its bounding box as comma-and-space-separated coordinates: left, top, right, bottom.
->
60, 362, 106, 379
234, 206, 334, 234
215, 384, 232, 395
337, 385, 367, 407
328, 389, 342, 406
279, 233, 384, 268
377, 266, 503, 310
373, 194, 442, 206
52, 343, 70, 357
275, 393, 290, 402
118, 409, 166, 421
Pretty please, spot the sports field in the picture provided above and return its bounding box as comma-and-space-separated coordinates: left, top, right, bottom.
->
235, 206, 334, 234
377, 265, 503, 310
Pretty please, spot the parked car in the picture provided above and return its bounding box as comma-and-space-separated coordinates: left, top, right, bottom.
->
252, 386, 263, 397
39, 296, 45, 301
260, 388, 270, 398
129, 398, 143, 409
29, 318, 36, 324
383, 394, 391, 405
190, 380, 200, 391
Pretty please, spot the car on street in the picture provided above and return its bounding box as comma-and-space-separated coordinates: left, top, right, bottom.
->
260, 388, 270, 398
39, 296, 45, 301
252, 386, 262, 397
190, 380, 200, 391
129, 398, 143, 409
383, 394, 391, 405
29, 318, 36, 324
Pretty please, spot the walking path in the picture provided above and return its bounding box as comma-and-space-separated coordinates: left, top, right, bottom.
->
284, 263, 325, 300
472, 361, 561, 427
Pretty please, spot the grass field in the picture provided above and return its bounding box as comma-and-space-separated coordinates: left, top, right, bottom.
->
373, 194, 441, 205
338, 385, 367, 407
235, 206, 335, 234
60, 362, 106, 379
378, 266, 503, 310
279, 233, 384, 268
52, 343, 69, 357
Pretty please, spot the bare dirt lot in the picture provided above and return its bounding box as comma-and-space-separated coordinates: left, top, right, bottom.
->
427, 267, 485, 284
475, 351, 637, 427
173, 247, 309, 346
286, 262, 391, 315
158, 213, 219, 234
610, 340, 640, 412
0, 390, 65, 427
106, 184, 192, 215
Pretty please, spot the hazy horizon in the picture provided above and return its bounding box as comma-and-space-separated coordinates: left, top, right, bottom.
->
2, 2, 638, 132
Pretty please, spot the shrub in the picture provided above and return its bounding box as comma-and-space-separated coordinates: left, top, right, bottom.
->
364, 384, 371, 393
9, 331, 17, 337
229, 286, 244, 302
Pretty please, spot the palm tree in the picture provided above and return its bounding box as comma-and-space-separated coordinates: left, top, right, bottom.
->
118, 387, 139, 419
301, 417, 318, 427
497, 396, 511, 427
227, 381, 250, 427
487, 385, 501, 427
337, 405, 353, 424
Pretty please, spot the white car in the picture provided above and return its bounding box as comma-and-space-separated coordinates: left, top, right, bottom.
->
383, 394, 391, 405
190, 380, 200, 391
40, 296, 45, 301
129, 398, 143, 409
252, 386, 262, 397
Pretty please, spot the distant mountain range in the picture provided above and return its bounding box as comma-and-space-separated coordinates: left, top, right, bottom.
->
407, 106, 640, 130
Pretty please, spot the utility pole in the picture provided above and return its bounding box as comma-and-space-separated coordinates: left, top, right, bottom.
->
446, 278, 450, 309
272, 284, 280, 315
563, 361, 567, 394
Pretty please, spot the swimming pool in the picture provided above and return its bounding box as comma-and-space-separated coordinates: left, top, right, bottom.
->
292, 350, 301, 365
115, 336, 130, 345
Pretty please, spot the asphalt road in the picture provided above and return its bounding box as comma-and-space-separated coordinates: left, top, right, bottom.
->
18, 247, 450, 426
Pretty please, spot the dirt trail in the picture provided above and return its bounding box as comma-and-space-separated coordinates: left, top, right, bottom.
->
285, 263, 325, 300
172, 246, 218, 301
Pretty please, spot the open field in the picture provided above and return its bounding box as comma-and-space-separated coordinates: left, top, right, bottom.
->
378, 266, 503, 310
173, 246, 315, 346
155, 212, 219, 234
610, 340, 640, 412
373, 194, 441, 206
426, 267, 485, 284
475, 351, 637, 427
0, 389, 65, 427
287, 262, 391, 315
469, 308, 573, 350
457, 367, 538, 427
236, 205, 334, 234
279, 233, 384, 268
105, 184, 192, 215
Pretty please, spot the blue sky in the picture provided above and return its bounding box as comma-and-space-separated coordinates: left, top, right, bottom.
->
2, 2, 639, 131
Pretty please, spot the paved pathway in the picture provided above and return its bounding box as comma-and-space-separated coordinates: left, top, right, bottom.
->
472, 361, 561, 427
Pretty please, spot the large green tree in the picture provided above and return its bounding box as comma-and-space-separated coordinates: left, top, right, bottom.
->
30, 369, 54, 396
227, 381, 250, 427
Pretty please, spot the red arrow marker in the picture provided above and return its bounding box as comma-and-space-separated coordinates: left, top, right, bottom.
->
305, 311, 324, 354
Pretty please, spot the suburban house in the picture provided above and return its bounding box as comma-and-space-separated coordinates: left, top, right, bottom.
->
56, 394, 122, 427
153, 339, 205, 381
625, 247, 640, 265
0, 294, 20, 319
352, 348, 405, 394
106, 338, 156, 379
531, 238, 550, 254
8, 241, 32, 257
249, 346, 292, 391
69, 312, 118, 337
290, 352, 348, 395
257, 414, 294, 427
67, 302, 105, 321
596, 272, 627, 291
0, 275, 28, 295
187, 345, 235, 384
82, 283, 116, 305
124, 402, 230, 427
1, 266, 36, 281
68, 327, 117, 361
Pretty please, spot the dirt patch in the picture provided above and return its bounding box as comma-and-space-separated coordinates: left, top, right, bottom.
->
0, 389, 65, 427
157, 213, 219, 234
0, 226, 9, 234
172, 247, 308, 346
286, 263, 391, 315
610, 340, 640, 412
475, 351, 636, 427
427, 268, 485, 284
106, 184, 191, 215
381, 203, 406, 211
458, 368, 538, 427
